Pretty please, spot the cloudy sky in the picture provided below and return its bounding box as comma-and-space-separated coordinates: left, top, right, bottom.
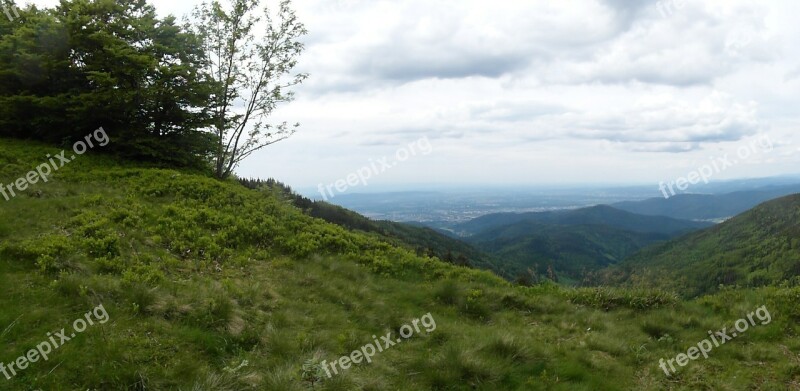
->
28, 0, 800, 191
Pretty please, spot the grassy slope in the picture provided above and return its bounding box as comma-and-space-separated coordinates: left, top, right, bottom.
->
606, 194, 800, 297
241, 182, 511, 279
1, 139, 799, 390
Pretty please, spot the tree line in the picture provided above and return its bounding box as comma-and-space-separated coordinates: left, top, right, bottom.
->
0, 0, 305, 178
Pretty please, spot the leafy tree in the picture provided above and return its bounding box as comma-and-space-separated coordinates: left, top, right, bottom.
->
0, 2, 73, 140
56, 0, 215, 166
0, 0, 215, 168
190, 0, 307, 179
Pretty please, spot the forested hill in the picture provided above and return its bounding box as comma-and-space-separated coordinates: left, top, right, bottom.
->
600, 194, 800, 296
467, 221, 672, 284
452, 205, 712, 283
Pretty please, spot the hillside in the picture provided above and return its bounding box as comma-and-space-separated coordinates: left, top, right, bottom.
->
0, 139, 799, 390
238, 179, 510, 278
612, 184, 800, 221
455, 205, 712, 237
603, 194, 800, 297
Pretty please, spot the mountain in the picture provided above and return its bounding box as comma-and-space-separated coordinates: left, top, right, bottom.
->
454, 204, 712, 237
612, 184, 800, 221
673, 176, 800, 194
1, 138, 797, 390
603, 194, 800, 296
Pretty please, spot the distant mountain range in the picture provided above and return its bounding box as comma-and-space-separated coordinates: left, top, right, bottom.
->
455, 204, 711, 236
612, 183, 800, 221
313, 176, 800, 223
601, 193, 800, 296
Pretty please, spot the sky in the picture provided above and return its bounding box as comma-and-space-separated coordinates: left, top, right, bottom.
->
26, 0, 800, 192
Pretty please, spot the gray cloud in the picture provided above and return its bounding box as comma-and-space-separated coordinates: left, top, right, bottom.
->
358, 50, 530, 82
628, 142, 702, 153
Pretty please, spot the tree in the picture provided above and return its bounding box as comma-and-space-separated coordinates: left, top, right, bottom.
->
57, 0, 216, 167
0, 0, 215, 168
191, 0, 307, 179
546, 264, 559, 282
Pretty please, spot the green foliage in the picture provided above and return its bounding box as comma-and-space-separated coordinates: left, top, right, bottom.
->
189, 0, 308, 178
0, 0, 215, 168
0, 234, 75, 273
301, 357, 326, 388
564, 287, 680, 311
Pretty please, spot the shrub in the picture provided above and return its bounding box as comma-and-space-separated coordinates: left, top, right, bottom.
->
564, 287, 679, 311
